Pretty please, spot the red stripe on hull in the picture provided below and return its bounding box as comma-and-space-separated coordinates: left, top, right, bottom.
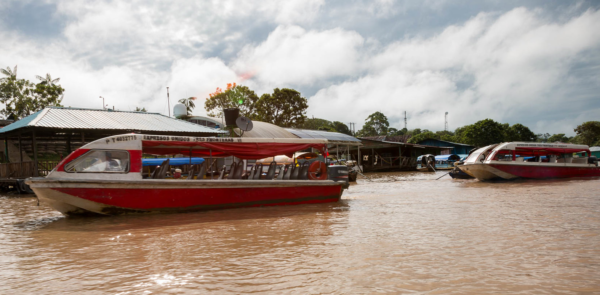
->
53, 186, 342, 214
489, 164, 600, 179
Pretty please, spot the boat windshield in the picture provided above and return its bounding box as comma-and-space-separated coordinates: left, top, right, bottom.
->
64, 150, 130, 173
464, 145, 495, 164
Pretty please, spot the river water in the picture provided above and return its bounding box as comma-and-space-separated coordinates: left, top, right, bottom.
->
1, 172, 600, 294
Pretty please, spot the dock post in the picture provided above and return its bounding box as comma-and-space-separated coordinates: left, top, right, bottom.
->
358, 147, 361, 170
18, 132, 23, 163
4, 136, 8, 163
347, 144, 349, 163
66, 132, 72, 154
19, 132, 23, 177
32, 130, 39, 177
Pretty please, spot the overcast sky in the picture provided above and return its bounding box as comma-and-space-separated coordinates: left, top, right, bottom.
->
1, 0, 599, 135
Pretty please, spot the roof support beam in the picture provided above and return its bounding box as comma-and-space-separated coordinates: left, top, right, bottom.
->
32, 130, 38, 177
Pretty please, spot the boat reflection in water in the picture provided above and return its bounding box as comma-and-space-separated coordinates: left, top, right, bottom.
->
26, 134, 346, 216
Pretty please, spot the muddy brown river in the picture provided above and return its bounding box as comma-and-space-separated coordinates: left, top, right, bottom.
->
1, 172, 599, 294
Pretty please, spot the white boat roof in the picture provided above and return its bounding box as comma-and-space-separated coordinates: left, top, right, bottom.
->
494, 142, 590, 151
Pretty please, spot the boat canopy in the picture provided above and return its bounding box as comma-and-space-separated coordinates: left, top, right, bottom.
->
140, 136, 328, 160
434, 154, 463, 161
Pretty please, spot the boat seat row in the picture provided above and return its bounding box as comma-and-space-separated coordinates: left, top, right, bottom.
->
238, 162, 311, 180
149, 160, 315, 180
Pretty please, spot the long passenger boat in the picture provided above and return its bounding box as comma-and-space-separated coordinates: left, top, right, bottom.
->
458, 142, 600, 181
25, 134, 345, 216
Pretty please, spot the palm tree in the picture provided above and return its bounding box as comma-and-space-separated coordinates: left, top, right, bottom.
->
36, 73, 60, 85
178, 97, 196, 115
0, 65, 17, 81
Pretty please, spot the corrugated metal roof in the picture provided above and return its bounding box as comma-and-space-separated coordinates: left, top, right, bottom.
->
239, 121, 298, 138
590, 146, 600, 152
286, 128, 361, 145
0, 107, 225, 134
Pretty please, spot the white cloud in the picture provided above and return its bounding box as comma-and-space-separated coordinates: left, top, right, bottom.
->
164, 56, 238, 116
1, 1, 599, 136
233, 25, 364, 88
308, 7, 600, 135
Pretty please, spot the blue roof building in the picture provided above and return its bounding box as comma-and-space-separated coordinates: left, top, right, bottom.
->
417, 139, 475, 154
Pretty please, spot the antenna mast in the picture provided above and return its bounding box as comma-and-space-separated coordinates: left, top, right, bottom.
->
445, 112, 448, 132
167, 87, 171, 117
404, 111, 407, 130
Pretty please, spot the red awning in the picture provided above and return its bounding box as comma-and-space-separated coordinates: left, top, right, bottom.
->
142, 141, 327, 159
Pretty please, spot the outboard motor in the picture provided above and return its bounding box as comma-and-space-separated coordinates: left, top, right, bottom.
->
588, 156, 598, 166
420, 154, 436, 171
327, 165, 350, 189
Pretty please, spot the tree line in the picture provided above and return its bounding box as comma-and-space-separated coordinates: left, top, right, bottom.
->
0, 65, 64, 119
203, 83, 308, 128
351, 111, 600, 148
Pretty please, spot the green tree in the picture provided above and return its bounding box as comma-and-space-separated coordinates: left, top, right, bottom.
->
462, 119, 505, 147
331, 121, 351, 135
135, 107, 147, 112
407, 128, 422, 136
178, 97, 196, 115
435, 130, 455, 142
302, 118, 332, 130
453, 126, 468, 143
357, 112, 389, 136
408, 131, 439, 143
35, 73, 60, 85
505, 123, 537, 142
254, 88, 308, 127
0, 65, 17, 81
536, 133, 551, 142
547, 133, 570, 143
204, 84, 260, 118
574, 121, 600, 146
0, 69, 64, 119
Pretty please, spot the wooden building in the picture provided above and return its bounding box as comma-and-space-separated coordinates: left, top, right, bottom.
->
354, 137, 450, 172
417, 138, 475, 154
0, 107, 225, 187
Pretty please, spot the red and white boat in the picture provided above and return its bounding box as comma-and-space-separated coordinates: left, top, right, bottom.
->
458, 142, 600, 181
25, 134, 345, 216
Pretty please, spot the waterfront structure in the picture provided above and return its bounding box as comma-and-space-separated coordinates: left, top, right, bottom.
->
417, 138, 475, 154
355, 137, 448, 172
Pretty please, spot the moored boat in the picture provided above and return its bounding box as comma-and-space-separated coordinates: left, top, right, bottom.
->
25, 134, 345, 216
459, 142, 600, 181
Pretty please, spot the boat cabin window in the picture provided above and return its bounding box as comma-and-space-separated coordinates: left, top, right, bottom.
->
492, 150, 513, 161
64, 150, 130, 173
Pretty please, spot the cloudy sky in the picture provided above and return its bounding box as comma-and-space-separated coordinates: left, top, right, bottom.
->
1, 0, 599, 135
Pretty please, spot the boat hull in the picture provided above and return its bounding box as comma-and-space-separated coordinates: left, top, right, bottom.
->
459, 163, 600, 181
489, 164, 600, 179
26, 178, 344, 216
459, 163, 519, 180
